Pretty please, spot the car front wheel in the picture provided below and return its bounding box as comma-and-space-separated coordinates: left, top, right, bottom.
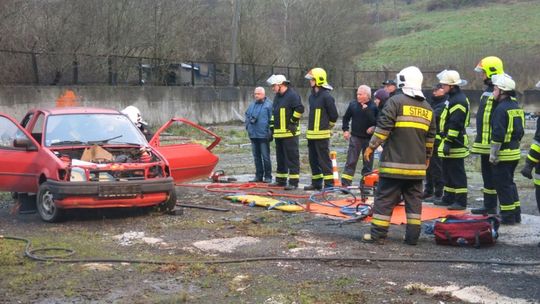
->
37, 182, 64, 222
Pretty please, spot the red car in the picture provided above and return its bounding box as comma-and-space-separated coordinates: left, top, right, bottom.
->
0, 107, 220, 222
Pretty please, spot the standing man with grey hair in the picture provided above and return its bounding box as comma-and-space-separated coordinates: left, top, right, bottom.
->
266, 74, 304, 190
245, 87, 273, 183
341, 85, 379, 187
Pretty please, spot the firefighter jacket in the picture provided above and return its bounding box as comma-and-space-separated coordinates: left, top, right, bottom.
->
491, 95, 524, 162
342, 99, 378, 138
429, 94, 447, 144
526, 118, 540, 184
472, 85, 498, 154
306, 88, 338, 139
437, 86, 470, 158
271, 87, 304, 138
368, 94, 436, 180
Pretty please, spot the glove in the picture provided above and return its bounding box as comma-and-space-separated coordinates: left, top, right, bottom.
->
521, 160, 534, 179
288, 123, 297, 134
268, 130, 274, 142
442, 141, 451, 157
364, 147, 374, 162
489, 143, 501, 165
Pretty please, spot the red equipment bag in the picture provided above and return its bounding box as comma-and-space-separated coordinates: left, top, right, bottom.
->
434, 214, 500, 247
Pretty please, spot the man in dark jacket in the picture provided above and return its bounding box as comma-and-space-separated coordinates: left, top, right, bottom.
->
362, 66, 436, 245
341, 85, 379, 187
266, 74, 304, 190
423, 84, 447, 203
471, 56, 505, 215
436, 70, 470, 210
245, 87, 273, 183
303, 68, 339, 190
489, 73, 524, 225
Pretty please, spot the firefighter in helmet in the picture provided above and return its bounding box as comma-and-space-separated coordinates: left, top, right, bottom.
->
303, 68, 339, 190
362, 66, 436, 245
489, 73, 524, 225
266, 74, 304, 190
471, 56, 505, 215
435, 70, 470, 210
121, 105, 153, 141
522, 80, 540, 244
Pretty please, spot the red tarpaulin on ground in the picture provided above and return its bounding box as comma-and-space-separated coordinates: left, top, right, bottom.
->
305, 198, 467, 225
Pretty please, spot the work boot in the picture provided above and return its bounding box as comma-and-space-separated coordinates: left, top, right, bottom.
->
284, 184, 298, 191
515, 207, 521, 224
268, 182, 286, 187
447, 203, 466, 210
424, 196, 442, 204
500, 213, 516, 225
422, 192, 433, 200
303, 184, 322, 191
471, 207, 497, 215
404, 225, 420, 245
433, 199, 450, 207
341, 179, 351, 187
361, 233, 385, 245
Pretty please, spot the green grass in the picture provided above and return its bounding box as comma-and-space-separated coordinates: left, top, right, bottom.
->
358, 0, 540, 84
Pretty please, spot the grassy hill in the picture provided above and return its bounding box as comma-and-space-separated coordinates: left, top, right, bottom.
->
357, 0, 540, 88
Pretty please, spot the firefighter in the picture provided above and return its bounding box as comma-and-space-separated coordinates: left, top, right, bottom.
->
471, 56, 505, 214
436, 70, 470, 210
489, 73, 524, 225
266, 74, 304, 190
423, 84, 447, 203
521, 81, 540, 244
121, 105, 153, 141
362, 66, 436, 245
303, 68, 339, 190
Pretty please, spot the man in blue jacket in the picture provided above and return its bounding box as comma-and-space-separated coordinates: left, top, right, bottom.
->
245, 87, 273, 183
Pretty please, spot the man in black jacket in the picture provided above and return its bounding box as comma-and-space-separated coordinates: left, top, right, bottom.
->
304, 68, 339, 190
266, 74, 304, 190
341, 85, 379, 187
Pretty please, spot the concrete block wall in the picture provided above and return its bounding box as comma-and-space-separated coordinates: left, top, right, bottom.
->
0, 86, 538, 126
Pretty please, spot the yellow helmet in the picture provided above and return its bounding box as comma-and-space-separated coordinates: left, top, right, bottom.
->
474, 56, 504, 78
305, 68, 333, 90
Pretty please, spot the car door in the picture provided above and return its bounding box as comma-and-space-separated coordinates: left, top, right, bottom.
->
0, 113, 41, 192
149, 118, 221, 183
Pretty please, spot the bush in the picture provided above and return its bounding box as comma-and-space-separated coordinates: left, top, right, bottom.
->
426, 0, 491, 11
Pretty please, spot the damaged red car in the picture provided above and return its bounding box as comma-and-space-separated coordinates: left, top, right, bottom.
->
0, 107, 220, 222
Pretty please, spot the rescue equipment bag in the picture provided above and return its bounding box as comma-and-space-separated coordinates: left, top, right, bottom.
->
434, 214, 500, 247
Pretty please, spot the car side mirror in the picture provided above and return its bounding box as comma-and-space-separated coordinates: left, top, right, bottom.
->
13, 136, 38, 151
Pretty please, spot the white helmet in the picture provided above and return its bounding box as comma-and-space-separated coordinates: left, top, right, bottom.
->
121, 105, 146, 127
491, 73, 515, 92
266, 74, 290, 86
396, 66, 424, 99
437, 69, 468, 86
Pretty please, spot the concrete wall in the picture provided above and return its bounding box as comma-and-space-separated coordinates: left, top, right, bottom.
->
0, 85, 539, 126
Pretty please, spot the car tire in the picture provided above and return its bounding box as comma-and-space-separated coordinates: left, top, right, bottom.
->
37, 182, 64, 222
158, 189, 177, 213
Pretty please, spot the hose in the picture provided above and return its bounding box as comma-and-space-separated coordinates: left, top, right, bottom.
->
176, 182, 311, 199
2, 235, 539, 266
309, 187, 358, 208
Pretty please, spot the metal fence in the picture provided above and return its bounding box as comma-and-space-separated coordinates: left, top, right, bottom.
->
0, 49, 440, 88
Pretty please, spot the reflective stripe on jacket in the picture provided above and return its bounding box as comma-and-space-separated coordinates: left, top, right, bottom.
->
272, 87, 304, 138
472, 86, 498, 154
369, 94, 436, 180
491, 96, 524, 162
306, 88, 338, 139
